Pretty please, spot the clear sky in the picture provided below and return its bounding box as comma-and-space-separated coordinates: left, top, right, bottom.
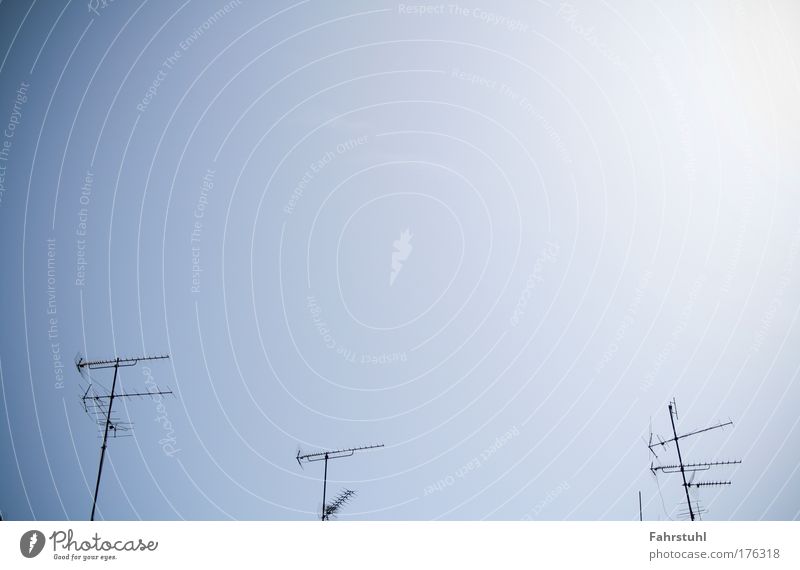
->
1, 0, 799, 521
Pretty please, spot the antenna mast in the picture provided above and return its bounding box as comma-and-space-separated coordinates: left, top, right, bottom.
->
76, 353, 172, 521
638, 491, 642, 521
296, 443, 383, 520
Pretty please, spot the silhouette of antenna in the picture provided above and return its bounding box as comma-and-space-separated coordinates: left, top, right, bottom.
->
296, 443, 383, 521
648, 398, 741, 521
324, 489, 356, 520
76, 353, 172, 521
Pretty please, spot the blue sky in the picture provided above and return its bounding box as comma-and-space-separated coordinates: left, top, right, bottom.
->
1, 0, 799, 521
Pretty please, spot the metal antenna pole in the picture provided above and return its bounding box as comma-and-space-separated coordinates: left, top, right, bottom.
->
321, 453, 329, 521
77, 353, 171, 521
90, 358, 119, 521
638, 491, 642, 522
668, 403, 694, 521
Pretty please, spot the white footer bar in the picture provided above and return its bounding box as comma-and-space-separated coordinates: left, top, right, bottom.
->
1, 521, 797, 569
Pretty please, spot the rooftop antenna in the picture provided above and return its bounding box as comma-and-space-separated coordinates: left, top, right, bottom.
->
295, 443, 383, 521
76, 353, 172, 521
648, 398, 741, 521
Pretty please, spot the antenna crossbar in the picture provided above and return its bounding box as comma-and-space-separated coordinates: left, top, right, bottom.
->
77, 354, 169, 370
297, 443, 384, 464
686, 481, 732, 488
83, 389, 173, 400
648, 420, 733, 451
651, 460, 741, 474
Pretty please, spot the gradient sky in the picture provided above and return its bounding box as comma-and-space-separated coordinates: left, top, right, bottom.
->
1, 0, 799, 521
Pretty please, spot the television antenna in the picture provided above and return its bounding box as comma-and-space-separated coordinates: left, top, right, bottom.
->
76, 353, 172, 521
296, 443, 383, 521
648, 398, 741, 521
